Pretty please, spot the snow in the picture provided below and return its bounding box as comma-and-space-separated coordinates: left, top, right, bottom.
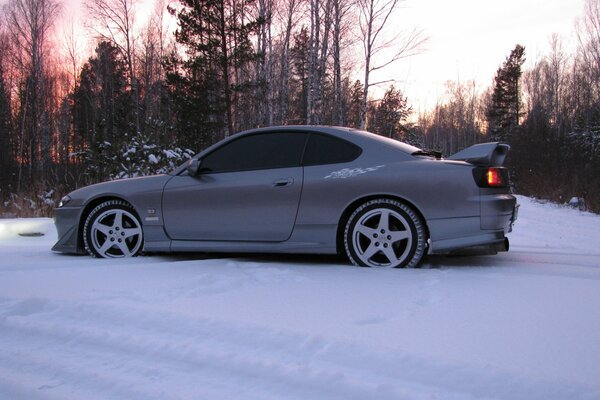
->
0, 196, 599, 399
148, 154, 159, 164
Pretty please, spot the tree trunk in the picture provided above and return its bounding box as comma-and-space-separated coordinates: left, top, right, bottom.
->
218, 0, 234, 136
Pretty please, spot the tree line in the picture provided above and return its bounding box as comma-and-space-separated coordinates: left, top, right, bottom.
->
417, 2, 600, 212
0, 0, 599, 215
0, 0, 423, 215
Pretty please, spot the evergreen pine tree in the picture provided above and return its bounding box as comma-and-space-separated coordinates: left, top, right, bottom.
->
166, 0, 264, 146
370, 85, 412, 139
74, 41, 132, 181
115, 130, 194, 179
347, 80, 365, 129
487, 44, 526, 142
289, 27, 310, 125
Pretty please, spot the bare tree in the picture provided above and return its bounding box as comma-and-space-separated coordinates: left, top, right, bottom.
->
0, 30, 13, 188
276, 0, 302, 124
306, 0, 333, 124
332, 0, 354, 125
577, 0, 600, 67
257, 0, 275, 126
85, 0, 140, 133
356, 0, 426, 129
546, 34, 567, 135
575, 0, 600, 124
61, 16, 83, 92
4, 0, 61, 190
419, 80, 483, 155
314, 0, 333, 124
306, 0, 318, 123
139, 0, 170, 121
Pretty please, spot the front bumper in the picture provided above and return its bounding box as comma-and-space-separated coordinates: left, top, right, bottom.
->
51, 206, 85, 254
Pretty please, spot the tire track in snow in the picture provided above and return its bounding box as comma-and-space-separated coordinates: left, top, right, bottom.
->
1, 301, 598, 400
0, 312, 427, 400
426, 251, 600, 280
0, 355, 180, 400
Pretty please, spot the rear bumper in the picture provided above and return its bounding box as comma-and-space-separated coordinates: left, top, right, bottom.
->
429, 229, 507, 254
427, 195, 518, 255
509, 203, 519, 232
480, 193, 517, 232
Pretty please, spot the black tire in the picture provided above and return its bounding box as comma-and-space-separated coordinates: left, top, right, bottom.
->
344, 199, 426, 268
83, 200, 144, 258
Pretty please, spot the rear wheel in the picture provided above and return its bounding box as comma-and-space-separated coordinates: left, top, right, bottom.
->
83, 200, 143, 258
344, 199, 426, 268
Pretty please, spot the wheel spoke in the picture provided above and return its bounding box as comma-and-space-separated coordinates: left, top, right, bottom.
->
396, 244, 412, 264
377, 210, 390, 232
113, 210, 124, 229
98, 240, 115, 256
356, 224, 377, 238
361, 243, 380, 260
93, 223, 111, 236
389, 230, 410, 243
122, 227, 142, 239
381, 246, 398, 265
116, 240, 132, 257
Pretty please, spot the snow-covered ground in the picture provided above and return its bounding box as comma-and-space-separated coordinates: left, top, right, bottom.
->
0, 196, 599, 400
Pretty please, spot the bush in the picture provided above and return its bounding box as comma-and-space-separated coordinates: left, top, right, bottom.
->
1, 188, 58, 218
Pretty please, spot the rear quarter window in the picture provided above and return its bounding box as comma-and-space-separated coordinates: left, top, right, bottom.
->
303, 134, 362, 166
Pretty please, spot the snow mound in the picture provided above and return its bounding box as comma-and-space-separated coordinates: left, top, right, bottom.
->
0, 218, 54, 241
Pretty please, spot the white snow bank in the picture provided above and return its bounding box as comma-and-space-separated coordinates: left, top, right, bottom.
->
512, 195, 600, 252
0, 196, 599, 399
0, 218, 55, 242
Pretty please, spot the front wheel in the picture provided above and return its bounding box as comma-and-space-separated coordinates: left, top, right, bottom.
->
344, 199, 426, 268
83, 200, 144, 258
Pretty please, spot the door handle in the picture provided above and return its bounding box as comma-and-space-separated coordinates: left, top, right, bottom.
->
273, 178, 294, 187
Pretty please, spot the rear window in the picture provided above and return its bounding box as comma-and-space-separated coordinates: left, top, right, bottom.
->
351, 129, 421, 154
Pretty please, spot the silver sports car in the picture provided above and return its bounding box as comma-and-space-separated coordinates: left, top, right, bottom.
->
53, 126, 518, 268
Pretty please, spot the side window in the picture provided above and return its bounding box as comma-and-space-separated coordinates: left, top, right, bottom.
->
303, 134, 362, 166
201, 132, 308, 173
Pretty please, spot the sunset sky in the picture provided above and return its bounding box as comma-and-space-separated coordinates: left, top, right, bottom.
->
17, 0, 587, 112
392, 0, 585, 111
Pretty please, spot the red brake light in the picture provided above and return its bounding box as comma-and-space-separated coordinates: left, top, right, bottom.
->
472, 167, 508, 187
487, 168, 504, 187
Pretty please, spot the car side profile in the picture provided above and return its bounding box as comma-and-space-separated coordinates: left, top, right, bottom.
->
53, 126, 518, 268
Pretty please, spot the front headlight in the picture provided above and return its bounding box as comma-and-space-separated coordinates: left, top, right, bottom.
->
58, 195, 72, 208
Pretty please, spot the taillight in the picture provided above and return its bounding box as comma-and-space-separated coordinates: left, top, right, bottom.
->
473, 167, 508, 188
486, 168, 504, 186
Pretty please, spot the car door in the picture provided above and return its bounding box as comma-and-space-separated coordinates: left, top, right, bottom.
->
294, 133, 364, 226
162, 131, 307, 242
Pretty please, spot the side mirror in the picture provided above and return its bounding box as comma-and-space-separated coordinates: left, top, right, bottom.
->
187, 158, 201, 176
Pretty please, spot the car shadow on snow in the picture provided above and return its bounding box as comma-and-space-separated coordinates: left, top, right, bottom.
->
151, 251, 506, 270
422, 253, 507, 269
149, 251, 350, 267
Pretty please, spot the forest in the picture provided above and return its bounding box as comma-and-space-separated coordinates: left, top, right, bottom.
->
1, 0, 599, 215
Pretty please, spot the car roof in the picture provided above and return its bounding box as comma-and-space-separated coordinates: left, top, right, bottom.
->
171, 126, 421, 175
239, 125, 421, 154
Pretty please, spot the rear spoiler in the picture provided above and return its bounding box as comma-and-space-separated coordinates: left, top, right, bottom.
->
447, 142, 510, 166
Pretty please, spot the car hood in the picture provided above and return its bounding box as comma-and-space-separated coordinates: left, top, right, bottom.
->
67, 175, 172, 206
